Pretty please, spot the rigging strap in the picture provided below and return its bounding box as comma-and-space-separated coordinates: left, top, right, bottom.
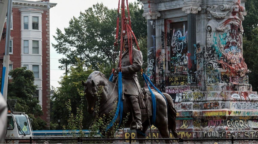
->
106, 72, 123, 131
142, 73, 168, 124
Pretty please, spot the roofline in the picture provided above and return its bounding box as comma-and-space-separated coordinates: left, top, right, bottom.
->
13, 0, 57, 10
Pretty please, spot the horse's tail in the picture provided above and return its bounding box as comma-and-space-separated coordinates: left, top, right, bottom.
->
163, 93, 178, 138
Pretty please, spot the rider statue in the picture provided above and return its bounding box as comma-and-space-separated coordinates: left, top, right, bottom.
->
114, 34, 143, 130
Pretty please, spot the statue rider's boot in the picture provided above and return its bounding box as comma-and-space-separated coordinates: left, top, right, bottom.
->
129, 95, 143, 130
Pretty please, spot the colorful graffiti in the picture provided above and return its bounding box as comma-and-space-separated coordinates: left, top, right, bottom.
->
165, 86, 190, 94
170, 22, 188, 75
146, 0, 258, 141
167, 75, 188, 86
146, 35, 156, 82
207, 1, 248, 78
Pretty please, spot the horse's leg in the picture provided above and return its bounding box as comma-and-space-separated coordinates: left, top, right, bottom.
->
137, 121, 149, 144
156, 121, 170, 144
155, 104, 170, 143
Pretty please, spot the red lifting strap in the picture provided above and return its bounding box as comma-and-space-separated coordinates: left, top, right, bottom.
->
118, 0, 125, 71
126, 0, 131, 27
114, 0, 120, 47
126, 25, 140, 50
116, 0, 141, 69
126, 26, 133, 65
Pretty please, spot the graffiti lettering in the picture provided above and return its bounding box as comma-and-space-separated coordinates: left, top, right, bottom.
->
168, 75, 188, 86
147, 35, 156, 82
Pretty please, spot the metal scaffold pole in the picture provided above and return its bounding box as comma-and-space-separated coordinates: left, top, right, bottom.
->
1, 0, 13, 100
0, 0, 8, 40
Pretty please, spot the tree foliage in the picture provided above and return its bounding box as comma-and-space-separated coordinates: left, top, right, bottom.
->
7, 67, 46, 130
53, 3, 117, 71
243, 27, 258, 90
52, 2, 146, 72
51, 59, 93, 129
243, 0, 258, 40
51, 2, 147, 129
243, 0, 258, 91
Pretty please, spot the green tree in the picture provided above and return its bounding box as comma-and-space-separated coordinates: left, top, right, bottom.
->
53, 3, 117, 71
243, 0, 258, 91
7, 67, 46, 130
51, 2, 147, 129
52, 2, 147, 73
243, 0, 258, 40
51, 59, 93, 129
129, 2, 147, 39
243, 27, 258, 90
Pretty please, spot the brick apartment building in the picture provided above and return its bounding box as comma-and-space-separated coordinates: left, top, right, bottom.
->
0, 0, 56, 127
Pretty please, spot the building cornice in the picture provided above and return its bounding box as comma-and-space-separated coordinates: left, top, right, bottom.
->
143, 11, 161, 20
13, 0, 56, 10
182, 0, 202, 14
19, 8, 43, 13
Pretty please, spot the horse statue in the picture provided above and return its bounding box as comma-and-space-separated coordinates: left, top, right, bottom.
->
82, 71, 177, 142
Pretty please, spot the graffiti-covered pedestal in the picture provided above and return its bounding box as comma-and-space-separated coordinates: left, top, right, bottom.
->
141, 0, 258, 142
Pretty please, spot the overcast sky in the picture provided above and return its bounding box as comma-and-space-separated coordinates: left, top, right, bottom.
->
49, 0, 137, 88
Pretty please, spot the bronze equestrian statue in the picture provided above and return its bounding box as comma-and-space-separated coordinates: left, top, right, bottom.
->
113, 35, 144, 130
82, 35, 177, 142
82, 71, 177, 141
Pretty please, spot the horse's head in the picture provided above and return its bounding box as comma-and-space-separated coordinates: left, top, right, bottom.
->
82, 71, 108, 114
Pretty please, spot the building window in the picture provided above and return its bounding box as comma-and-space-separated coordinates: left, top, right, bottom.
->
32, 16, 39, 30
9, 40, 13, 54
33, 90, 39, 101
32, 65, 39, 78
10, 13, 13, 30
32, 40, 39, 54
24, 16, 29, 29
9, 64, 13, 78
23, 40, 29, 54
23, 64, 29, 70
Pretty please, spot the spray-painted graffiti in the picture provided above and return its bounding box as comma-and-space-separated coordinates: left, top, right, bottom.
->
175, 90, 205, 102
194, 131, 258, 139
146, 35, 156, 82
188, 73, 196, 84
170, 22, 188, 75
177, 131, 193, 139
165, 86, 190, 94
203, 111, 227, 117
177, 120, 193, 129
122, 130, 258, 140
230, 102, 258, 110
203, 101, 220, 109
157, 32, 165, 92
149, 1, 258, 140
157, 50, 165, 91
171, 29, 188, 66
175, 102, 193, 110
207, 1, 248, 78
168, 75, 188, 86
177, 111, 192, 117
206, 70, 221, 84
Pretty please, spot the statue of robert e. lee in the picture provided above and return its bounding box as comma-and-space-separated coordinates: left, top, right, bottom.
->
113, 34, 143, 130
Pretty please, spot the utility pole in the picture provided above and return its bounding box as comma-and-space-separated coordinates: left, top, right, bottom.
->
1, 0, 13, 100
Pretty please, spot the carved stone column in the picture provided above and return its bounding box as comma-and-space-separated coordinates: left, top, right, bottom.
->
142, 0, 160, 84
182, 0, 201, 86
